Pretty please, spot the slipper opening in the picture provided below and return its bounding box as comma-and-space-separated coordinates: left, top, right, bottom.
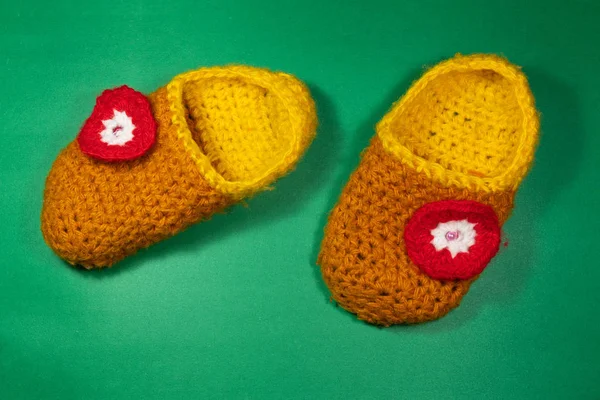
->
181, 77, 296, 185
389, 68, 526, 180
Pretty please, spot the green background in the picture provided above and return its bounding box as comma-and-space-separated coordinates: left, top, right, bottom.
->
1, 0, 599, 398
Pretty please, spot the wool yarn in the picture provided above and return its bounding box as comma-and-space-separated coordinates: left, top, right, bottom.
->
318, 54, 539, 325
42, 66, 317, 268
77, 86, 157, 162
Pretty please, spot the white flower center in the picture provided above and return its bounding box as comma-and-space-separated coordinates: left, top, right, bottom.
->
430, 219, 477, 258
99, 109, 135, 146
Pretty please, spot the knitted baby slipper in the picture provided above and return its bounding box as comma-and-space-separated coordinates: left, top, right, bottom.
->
318, 54, 539, 325
42, 66, 317, 268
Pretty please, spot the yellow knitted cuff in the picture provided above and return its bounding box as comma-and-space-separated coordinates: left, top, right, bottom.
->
167, 65, 317, 198
377, 54, 539, 192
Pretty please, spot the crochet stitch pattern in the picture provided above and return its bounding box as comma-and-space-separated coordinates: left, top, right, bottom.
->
77, 86, 157, 161
318, 54, 539, 325
404, 200, 502, 280
42, 66, 317, 268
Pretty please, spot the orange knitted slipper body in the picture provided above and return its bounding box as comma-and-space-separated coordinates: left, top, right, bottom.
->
318, 54, 539, 325
42, 66, 317, 268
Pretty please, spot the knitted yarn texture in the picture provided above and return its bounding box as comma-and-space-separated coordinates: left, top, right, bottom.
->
42, 66, 317, 268
318, 54, 539, 325
77, 85, 157, 162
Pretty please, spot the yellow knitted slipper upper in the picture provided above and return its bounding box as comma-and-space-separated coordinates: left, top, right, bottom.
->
168, 66, 317, 198
377, 54, 539, 192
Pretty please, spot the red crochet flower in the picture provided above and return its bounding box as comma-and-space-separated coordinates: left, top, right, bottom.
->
77, 86, 156, 162
404, 200, 501, 280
